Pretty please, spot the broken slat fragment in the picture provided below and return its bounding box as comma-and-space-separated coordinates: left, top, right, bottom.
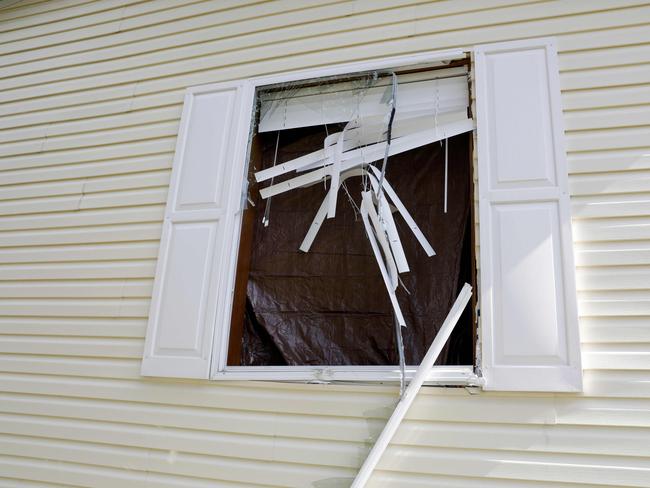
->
350, 284, 473, 488
254, 111, 467, 183
327, 119, 357, 218
259, 118, 474, 199
362, 191, 398, 291
367, 165, 435, 257
299, 183, 332, 252
377, 193, 409, 273
299, 168, 368, 252
375, 72, 398, 212
360, 192, 406, 327
299, 167, 433, 261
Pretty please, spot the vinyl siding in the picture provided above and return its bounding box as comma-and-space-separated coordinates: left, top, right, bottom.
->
0, 0, 649, 486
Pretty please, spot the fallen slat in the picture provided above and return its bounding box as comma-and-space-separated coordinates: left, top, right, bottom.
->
360, 191, 405, 327
259, 118, 475, 199
254, 110, 467, 182
350, 283, 473, 488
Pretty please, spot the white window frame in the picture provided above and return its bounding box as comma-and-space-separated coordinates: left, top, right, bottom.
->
208, 48, 482, 385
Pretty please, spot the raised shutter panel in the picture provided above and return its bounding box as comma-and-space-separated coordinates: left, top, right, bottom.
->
142, 81, 253, 379
475, 38, 582, 391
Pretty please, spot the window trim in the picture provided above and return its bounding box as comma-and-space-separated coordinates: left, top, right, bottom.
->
209, 48, 479, 384
213, 365, 482, 385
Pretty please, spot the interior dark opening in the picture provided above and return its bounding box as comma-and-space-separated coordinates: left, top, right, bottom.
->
228, 124, 475, 367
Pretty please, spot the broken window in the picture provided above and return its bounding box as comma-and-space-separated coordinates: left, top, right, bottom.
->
226, 62, 477, 374
141, 40, 582, 391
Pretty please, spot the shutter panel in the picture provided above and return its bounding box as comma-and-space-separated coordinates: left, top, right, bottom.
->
475, 38, 582, 391
142, 81, 253, 378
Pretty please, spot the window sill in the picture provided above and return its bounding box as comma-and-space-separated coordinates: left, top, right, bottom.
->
211, 365, 482, 386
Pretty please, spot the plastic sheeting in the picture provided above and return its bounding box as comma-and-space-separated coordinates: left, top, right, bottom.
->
237, 125, 472, 366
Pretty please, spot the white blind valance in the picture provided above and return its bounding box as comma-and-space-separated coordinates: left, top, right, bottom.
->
258, 66, 469, 133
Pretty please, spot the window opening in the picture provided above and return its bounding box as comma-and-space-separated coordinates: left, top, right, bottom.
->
227, 62, 476, 372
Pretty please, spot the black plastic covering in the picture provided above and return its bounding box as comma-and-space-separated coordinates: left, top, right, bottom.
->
238, 126, 472, 366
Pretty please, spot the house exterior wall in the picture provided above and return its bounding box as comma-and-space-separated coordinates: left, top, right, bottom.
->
0, 0, 649, 486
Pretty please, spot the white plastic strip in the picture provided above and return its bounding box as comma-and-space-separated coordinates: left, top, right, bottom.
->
366, 165, 435, 257
259, 118, 474, 199
299, 168, 423, 269
299, 186, 332, 252
296, 111, 467, 175
378, 194, 409, 273
328, 119, 357, 218
259, 68, 468, 132
255, 110, 467, 183
362, 191, 398, 291
360, 192, 406, 327
350, 283, 473, 488
299, 168, 369, 253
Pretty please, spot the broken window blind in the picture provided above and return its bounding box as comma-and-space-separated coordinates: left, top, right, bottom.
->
258, 67, 469, 133
241, 129, 473, 366
232, 64, 475, 367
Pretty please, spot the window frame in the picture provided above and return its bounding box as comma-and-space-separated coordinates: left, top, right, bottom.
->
208, 48, 482, 385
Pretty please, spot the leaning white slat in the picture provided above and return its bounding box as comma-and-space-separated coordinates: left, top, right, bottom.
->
360, 192, 406, 327
299, 185, 332, 253
256, 146, 327, 183
351, 283, 473, 488
299, 167, 428, 265
259, 68, 468, 132
327, 119, 355, 218
358, 170, 410, 273
363, 191, 399, 292
255, 109, 468, 182
296, 110, 468, 174
367, 172, 410, 273
259, 118, 474, 199
299, 169, 377, 253
298, 169, 372, 253
366, 165, 435, 257
378, 192, 409, 273
255, 126, 359, 184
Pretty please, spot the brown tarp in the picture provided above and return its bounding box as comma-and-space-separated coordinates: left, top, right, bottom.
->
238, 126, 472, 366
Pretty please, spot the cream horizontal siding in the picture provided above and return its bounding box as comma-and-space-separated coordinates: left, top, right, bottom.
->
1, 0, 649, 486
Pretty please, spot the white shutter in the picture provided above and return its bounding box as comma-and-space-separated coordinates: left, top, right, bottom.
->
141, 81, 253, 379
475, 38, 582, 392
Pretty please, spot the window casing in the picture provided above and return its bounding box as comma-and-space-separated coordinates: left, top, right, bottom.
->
142, 40, 582, 391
